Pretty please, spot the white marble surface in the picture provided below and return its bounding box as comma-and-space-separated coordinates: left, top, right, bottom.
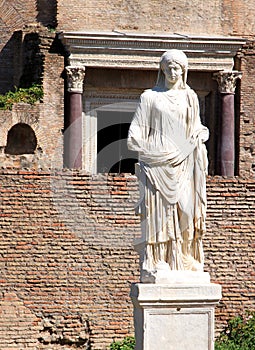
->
131, 282, 222, 350
128, 50, 209, 276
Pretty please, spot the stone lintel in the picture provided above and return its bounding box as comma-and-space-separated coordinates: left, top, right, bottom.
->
59, 31, 246, 71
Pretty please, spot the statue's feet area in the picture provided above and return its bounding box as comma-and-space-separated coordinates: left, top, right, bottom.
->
140, 267, 210, 284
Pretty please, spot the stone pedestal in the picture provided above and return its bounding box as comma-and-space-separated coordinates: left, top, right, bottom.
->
130, 277, 221, 350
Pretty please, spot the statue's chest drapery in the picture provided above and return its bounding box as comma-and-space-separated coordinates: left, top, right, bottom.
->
148, 91, 189, 147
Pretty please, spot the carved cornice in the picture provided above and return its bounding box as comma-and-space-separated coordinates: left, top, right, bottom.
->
66, 65, 86, 93
213, 71, 242, 94
59, 31, 246, 71
83, 89, 140, 114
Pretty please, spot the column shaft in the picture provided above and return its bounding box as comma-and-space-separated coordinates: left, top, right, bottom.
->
67, 92, 83, 168
221, 93, 235, 176
65, 66, 86, 169
213, 71, 242, 176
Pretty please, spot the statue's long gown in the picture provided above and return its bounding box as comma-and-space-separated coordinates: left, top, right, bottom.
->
127, 87, 209, 271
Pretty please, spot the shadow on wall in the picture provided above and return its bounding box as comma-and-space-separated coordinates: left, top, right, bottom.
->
0, 30, 44, 94
0, 31, 23, 94
0, 0, 57, 94
36, 0, 57, 29
19, 32, 44, 88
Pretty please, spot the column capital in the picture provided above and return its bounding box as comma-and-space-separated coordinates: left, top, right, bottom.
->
66, 65, 86, 93
213, 70, 242, 94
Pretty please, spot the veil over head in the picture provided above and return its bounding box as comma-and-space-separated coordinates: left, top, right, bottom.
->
156, 49, 188, 89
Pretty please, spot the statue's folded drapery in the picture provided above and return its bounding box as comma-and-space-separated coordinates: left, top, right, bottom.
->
128, 86, 209, 272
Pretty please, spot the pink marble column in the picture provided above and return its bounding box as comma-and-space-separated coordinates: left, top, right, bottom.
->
65, 66, 85, 168
213, 71, 242, 176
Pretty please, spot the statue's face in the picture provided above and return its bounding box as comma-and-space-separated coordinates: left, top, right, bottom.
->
162, 61, 183, 84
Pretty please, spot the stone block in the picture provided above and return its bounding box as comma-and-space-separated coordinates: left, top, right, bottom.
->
130, 282, 222, 350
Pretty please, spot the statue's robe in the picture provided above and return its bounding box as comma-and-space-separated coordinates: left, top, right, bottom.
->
127, 86, 209, 271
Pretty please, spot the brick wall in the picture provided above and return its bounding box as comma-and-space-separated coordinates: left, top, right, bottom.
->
0, 171, 254, 348
0, 1, 37, 93
0, 171, 140, 349
205, 176, 255, 331
0, 1, 36, 39
0, 27, 65, 169
238, 41, 255, 177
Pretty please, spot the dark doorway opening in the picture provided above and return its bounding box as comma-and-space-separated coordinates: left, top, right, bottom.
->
97, 111, 138, 174
5, 123, 37, 155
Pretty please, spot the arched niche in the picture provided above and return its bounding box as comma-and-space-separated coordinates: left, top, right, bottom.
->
5, 123, 37, 155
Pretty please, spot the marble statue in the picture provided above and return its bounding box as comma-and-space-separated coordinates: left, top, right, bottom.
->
127, 49, 209, 282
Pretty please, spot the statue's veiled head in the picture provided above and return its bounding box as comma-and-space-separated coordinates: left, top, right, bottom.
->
156, 49, 188, 90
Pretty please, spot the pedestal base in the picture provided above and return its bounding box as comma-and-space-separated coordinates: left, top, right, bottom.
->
130, 282, 222, 350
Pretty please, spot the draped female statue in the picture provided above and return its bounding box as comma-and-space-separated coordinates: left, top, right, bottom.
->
127, 49, 209, 282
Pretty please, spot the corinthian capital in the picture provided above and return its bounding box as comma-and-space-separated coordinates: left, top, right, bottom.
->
213, 71, 242, 94
66, 65, 86, 93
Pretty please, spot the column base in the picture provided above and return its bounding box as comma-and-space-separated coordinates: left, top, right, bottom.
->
130, 281, 222, 350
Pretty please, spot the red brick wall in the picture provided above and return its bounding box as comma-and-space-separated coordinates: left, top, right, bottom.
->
238, 42, 255, 177
0, 171, 254, 348
0, 1, 37, 93
0, 171, 140, 349
0, 28, 65, 169
0, 1, 36, 37
205, 176, 255, 332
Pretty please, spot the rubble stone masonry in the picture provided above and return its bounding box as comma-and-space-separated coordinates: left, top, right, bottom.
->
57, 0, 255, 37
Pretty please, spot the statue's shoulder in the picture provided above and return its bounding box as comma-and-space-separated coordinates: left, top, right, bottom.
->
186, 86, 199, 103
139, 88, 157, 102
186, 86, 195, 96
141, 88, 157, 97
